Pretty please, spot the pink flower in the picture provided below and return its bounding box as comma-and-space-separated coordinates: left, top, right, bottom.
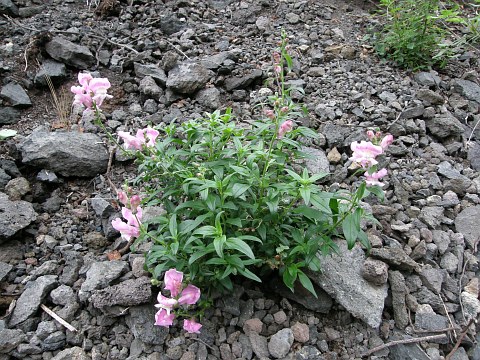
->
164, 269, 184, 297
280, 106, 289, 113
178, 284, 201, 305
183, 319, 202, 334
278, 120, 294, 138
71, 72, 112, 109
117, 191, 128, 206
365, 168, 388, 187
366, 130, 375, 140
130, 195, 141, 210
155, 293, 178, 315
264, 109, 275, 119
118, 131, 144, 150
274, 65, 282, 74
111, 218, 140, 241
143, 127, 159, 147
349, 141, 383, 167
122, 206, 142, 227
155, 309, 175, 327
380, 134, 394, 150
117, 127, 159, 151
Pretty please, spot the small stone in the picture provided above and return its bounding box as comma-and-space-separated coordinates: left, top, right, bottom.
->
0, 82, 32, 108
291, 322, 309, 343
327, 147, 342, 163
243, 318, 263, 334
268, 328, 294, 358
362, 258, 389, 286
273, 310, 287, 324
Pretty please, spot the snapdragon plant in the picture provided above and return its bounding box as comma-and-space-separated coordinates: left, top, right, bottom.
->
124, 33, 388, 297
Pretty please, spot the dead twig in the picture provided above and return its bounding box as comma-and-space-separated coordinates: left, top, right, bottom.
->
445, 318, 475, 360
361, 334, 448, 358
166, 39, 190, 60
41, 304, 78, 332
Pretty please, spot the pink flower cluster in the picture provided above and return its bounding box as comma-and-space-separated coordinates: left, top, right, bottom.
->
118, 127, 159, 151
111, 191, 142, 241
71, 72, 112, 109
350, 133, 394, 187
155, 269, 202, 334
278, 120, 294, 138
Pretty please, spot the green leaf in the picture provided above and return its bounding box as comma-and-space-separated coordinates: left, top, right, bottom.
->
188, 248, 214, 265
230, 165, 250, 177
0, 129, 17, 140
226, 238, 255, 259
169, 215, 178, 238
285, 169, 302, 182
299, 186, 311, 205
367, 185, 385, 201
205, 257, 228, 265
193, 225, 217, 236
282, 266, 297, 291
307, 256, 322, 272
257, 224, 267, 241
237, 235, 262, 243
170, 241, 179, 255
214, 235, 226, 258
237, 267, 262, 282
179, 213, 211, 235
298, 271, 317, 298
342, 210, 361, 249
293, 206, 323, 220
226, 218, 242, 227
232, 183, 251, 198
215, 211, 224, 234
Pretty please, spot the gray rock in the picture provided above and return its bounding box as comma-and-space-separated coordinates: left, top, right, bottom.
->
134, 63, 167, 86
440, 252, 459, 273
0, 329, 26, 353
0, 169, 9, 191
425, 114, 464, 138
224, 69, 263, 91
9, 275, 58, 327
370, 247, 420, 272
41, 331, 66, 351
416, 89, 444, 105
34, 60, 67, 87
80, 261, 128, 293
0, 192, 37, 241
389, 336, 431, 360
18, 5, 45, 18
36, 169, 61, 184
452, 79, 480, 103
0, 107, 21, 125
419, 206, 444, 228
91, 276, 152, 309
50, 346, 89, 360
414, 72, 440, 87
460, 291, 480, 321
419, 267, 445, 294
362, 258, 389, 286
268, 328, 294, 358
45, 36, 95, 69
4, 177, 30, 200
455, 205, 480, 250
467, 141, 480, 171
50, 285, 76, 306
0, 0, 19, 16
59, 251, 82, 286
0, 83, 32, 108
302, 146, 329, 175
126, 305, 169, 345
19, 129, 109, 177
201, 51, 238, 70
195, 87, 221, 110
160, 13, 185, 35
437, 161, 471, 194
389, 271, 409, 330
401, 105, 424, 119
0, 261, 12, 282
90, 196, 114, 219
450, 347, 469, 360
248, 332, 269, 358
432, 230, 450, 254
309, 242, 388, 328
413, 287, 443, 312
166, 61, 213, 94
139, 76, 163, 98
415, 306, 449, 332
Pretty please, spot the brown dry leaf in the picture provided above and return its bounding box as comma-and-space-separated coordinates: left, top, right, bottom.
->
107, 250, 122, 261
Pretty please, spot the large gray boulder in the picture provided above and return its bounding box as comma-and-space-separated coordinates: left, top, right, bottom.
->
0, 192, 37, 242
0, 83, 32, 108
18, 129, 109, 177
308, 242, 388, 328
455, 205, 480, 250
45, 36, 95, 69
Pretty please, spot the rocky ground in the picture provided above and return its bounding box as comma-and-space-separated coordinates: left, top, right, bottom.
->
1, 0, 480, 359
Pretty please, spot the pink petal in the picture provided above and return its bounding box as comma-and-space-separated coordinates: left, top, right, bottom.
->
178, 284, 201, 305
164, 269, 183, 298
183, 319, 202, 333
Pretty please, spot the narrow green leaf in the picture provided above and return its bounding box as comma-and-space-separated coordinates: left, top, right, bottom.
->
232, 183, 251, 198
342, 211, 360, 249
205, 257, 228, 265
367, 185, 385, 201
169, 215, 178, 238
237, 267, 262, 282
285, 169, 302, 182
193, 225, 217, 236
189, 248, 214, 264
226, 218, 242, 227
179, 213, 210, 235
299, 186, 311, 205
298, 271, 317, 298
214, 235, 226, 258
226, 238, 255, 259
